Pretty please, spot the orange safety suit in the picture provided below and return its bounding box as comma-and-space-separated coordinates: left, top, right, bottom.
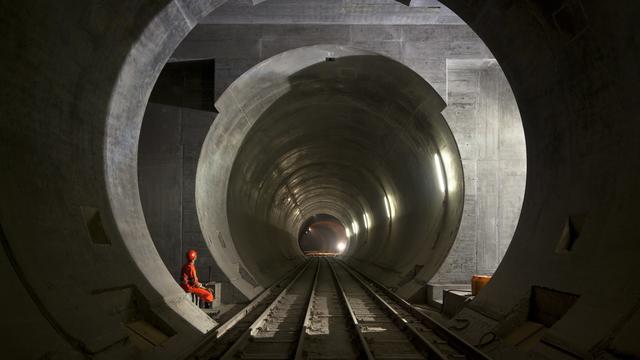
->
180, 262, 214, 303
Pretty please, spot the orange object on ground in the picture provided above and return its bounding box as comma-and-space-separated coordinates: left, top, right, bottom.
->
180, 250, 214, 303
471, 275, 492, 295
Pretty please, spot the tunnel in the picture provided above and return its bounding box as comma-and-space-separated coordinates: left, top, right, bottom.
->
196, 45, 464, 298
297, 214, 349, 255
1, 0, 640, 359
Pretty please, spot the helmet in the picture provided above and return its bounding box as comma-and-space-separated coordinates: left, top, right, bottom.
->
186, 249, 197, 262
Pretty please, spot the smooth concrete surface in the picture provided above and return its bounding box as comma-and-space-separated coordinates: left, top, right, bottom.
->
196, 45, 464, 299
1, 0, 640, 359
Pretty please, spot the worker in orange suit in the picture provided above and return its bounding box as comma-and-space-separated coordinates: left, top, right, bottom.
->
180, 249, 214, 306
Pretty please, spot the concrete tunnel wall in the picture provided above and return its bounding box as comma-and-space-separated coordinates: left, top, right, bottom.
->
0, 1, 227, 358
1, 0, 640, 359
195, 45, 464, 299
168, 11, 527, 289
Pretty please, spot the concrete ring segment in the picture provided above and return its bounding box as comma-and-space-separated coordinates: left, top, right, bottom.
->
196, 45, 465, 300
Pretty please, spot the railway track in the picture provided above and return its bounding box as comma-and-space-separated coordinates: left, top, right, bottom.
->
185, 257, 491, 360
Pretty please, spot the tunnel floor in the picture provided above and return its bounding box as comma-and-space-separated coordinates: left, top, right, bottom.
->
187, 257, 489, 359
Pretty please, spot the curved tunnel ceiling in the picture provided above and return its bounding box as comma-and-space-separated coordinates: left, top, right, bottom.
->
196, 45, 465, 298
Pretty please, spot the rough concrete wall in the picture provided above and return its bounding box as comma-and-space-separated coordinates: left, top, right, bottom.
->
431, 60, 526, 284
439, 1, 640, 357
139, 104, 185, 281
173, 23, 488, 101
138, 104, 246, 303
172, 20, 525, 286
0, 1, 224, 358
202, 0, 465, 25
181, 109, 217, 284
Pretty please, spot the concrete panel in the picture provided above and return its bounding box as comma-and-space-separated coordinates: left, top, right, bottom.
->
259, 25, 351, 59
431, 57, 525, 284
476, 159, 500, 273
203, 0, 465, 25
350, 24, 403, 41
173, 39, 261, 60
139, 104, 183, 280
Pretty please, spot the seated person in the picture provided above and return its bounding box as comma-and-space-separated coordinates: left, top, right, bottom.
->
180, 249, 214, 307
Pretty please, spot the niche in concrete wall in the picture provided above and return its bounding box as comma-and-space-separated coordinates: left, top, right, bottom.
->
90, 285, 177, 351
80, 206, 111, 245
555, 213, 587, 254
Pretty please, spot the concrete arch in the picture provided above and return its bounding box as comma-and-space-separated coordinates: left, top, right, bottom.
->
196, 44, 465, 299
1, 1, 224, 358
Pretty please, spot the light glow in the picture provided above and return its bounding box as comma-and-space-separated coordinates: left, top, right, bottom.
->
434, 153, 446, 193
345, 227, 351, 238
384, 195, 395, 219
363, 212, 370, 230
441, 151, 457, 192
352, 220, 359, 235
337, 242, 346, 252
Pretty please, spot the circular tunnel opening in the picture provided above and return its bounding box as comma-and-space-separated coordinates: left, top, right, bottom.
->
298, 214, 348, 256
6, 0, 638, 357
197, 45, 465, 299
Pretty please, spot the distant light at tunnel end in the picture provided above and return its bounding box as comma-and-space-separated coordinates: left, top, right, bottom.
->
337, 242, 347, 252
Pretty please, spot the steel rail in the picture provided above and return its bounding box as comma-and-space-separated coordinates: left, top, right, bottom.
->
293, 257, 321, 359
184, 259, 311, 360
340, 260, 493, 360
218, 259, 315, 360
337, 260, 450, 359
327, 258, 375, 360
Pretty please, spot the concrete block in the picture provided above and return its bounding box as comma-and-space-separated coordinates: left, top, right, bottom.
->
442, 289, 473, 318
426, 283, 471, 309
